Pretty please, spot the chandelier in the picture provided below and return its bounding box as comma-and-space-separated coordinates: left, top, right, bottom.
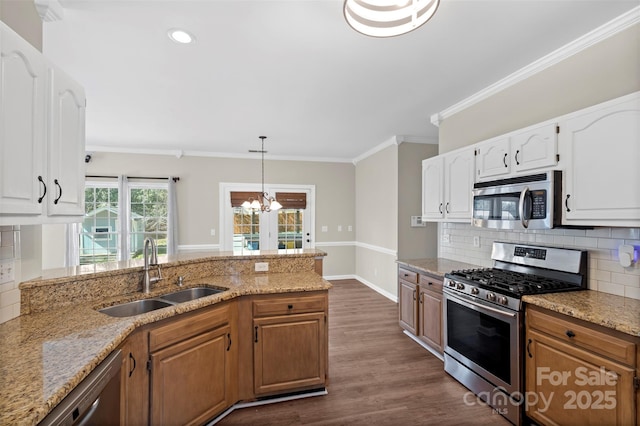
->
242, 136, 282, 212
343, 0, 440, 38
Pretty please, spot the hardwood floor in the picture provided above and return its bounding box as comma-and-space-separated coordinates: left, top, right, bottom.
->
218, 279, 512, 425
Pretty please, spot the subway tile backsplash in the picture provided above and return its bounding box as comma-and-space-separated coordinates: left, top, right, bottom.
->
0, 226, 19, 324
438, 224, 640, 300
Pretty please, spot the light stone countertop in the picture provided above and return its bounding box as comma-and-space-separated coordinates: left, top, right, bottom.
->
396, 258, 482, 278
0, 272, 331, 426
523, 290, 640, 337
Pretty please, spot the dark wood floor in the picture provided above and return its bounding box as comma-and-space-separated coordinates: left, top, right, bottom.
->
218, 279, 512, 425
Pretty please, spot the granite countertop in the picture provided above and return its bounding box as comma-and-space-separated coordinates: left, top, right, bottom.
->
0, 272, 331, 426
396, 258, 482, 278
523, 290, 640, 337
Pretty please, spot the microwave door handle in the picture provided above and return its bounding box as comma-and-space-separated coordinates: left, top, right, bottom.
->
519, 187, 530, 229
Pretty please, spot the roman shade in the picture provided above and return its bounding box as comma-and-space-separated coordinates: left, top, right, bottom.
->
275, 192, 307, 209
230, 192, 262, 207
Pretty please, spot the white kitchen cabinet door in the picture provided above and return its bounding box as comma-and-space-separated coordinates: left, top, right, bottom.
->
47, 65, 86, 216
444, 148, 475, 221
561, 92, 640, 227
0, 24, 46, 215
511, 122, 558, 173
475, 136, 510, 180
422, 156, 444, 220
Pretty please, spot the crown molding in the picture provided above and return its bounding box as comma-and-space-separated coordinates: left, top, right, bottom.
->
432, 6, 640, 124
35, 0, 64, 22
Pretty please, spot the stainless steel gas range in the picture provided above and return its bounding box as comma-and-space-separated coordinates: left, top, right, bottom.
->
442, 242, 588, 425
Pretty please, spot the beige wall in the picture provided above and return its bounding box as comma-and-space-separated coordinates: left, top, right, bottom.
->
83, 152, 356, 277
0, 0, 42, 51
398, 142, 438, 260
439, 24, 640, 154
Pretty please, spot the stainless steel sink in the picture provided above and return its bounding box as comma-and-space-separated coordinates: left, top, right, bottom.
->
99, 299, 174, 317
159, 287, 224, 304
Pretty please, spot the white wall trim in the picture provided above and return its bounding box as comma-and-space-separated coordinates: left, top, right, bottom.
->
355, 241, 398, 257
355, 275, 398, 303
431, 6, 640, 124
178, 244, 221, 252
323, 274, 357, 280
314, 241, 356, 247
86, 145, 353, 164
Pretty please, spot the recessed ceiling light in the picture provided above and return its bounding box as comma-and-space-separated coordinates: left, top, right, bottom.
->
167, 28, 195, 44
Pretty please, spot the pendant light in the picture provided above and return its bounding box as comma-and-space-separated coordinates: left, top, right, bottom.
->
242, 136, 282, 212
343, 0, 440, 38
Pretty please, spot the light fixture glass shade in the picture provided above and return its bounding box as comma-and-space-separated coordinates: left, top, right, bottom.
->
250, 199, 262, 210
343, 0, 440, 38
241, 200, 251, 209
269, 199, 282, 211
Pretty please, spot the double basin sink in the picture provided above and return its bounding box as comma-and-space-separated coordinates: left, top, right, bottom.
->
99, 287, 225, 318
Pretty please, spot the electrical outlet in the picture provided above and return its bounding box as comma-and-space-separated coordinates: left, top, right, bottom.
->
0, 261, 15, 284
210, 228, 216, 236
348, 225, 353, 232
442, 234, 450, 244
338, 225, 342, 232
255, 262, 269, 272
473, 236, 480, 248
321, 226, 328, 232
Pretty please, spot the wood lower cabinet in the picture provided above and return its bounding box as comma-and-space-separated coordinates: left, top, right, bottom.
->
398, 266, 443, 355
525, 305, 638, 426
149, 302, 237, 426
251, 292, 328, 396
120, 329, 149, 426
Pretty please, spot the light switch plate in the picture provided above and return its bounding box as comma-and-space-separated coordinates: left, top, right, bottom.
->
255, 262, 269, 272
0, 260, 15, 284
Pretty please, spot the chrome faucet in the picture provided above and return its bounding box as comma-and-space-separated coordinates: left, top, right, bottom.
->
142, 237, 162, 293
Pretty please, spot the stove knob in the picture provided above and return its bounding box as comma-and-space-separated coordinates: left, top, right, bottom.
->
456, 282, 465, 290
498, 296, 509, 305
471, 287, 479, 295
487, 292, 496, 302
448, 280, 456, 287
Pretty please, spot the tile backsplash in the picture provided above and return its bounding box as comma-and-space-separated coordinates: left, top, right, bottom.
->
439, 224, 640, 300
0, 226, 20, 324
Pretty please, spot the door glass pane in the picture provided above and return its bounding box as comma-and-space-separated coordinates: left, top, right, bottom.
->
277, 209, 303, 249
233, 207, 260, 251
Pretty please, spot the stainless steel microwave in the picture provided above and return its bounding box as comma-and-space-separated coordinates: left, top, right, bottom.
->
472, 171, 561, 230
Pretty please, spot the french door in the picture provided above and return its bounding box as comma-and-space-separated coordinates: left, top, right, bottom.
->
221, 183, 314, 252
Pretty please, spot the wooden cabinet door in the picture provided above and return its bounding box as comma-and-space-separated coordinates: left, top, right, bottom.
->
253, 312, 326, 396
561, 92, 640, 226
476, 136, 510, 180
0, 23, 46, 216
121, 329, 149, 426
418, 288, 443, 353
46, 64, 85, 216
511, 122, 558, 173
398, 279, 417, 335
444, 148, 475, 220
525, 329, 636, 426
151, 324, 232, 426
422, 156, 444, 220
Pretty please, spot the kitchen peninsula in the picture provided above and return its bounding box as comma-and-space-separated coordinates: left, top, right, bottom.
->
0, 249, 330, 426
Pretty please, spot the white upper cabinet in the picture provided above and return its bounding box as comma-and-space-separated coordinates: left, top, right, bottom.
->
422, 148, 474, 222
47, 66, 86, 216
475, 136, 510, 180
0, 23, 46, 215
0, 23, 86, 224
560, 92, 640, 227
510, 122, 558, 173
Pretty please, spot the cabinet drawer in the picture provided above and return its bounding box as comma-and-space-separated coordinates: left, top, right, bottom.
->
149, 303, 230, 352
418, 274, 443, 293
526, 306, 636, 366
252, 294, 326, 317
398, 267, 418, 284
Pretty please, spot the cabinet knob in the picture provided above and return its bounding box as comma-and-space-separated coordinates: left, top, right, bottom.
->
288, 304, 293, 310
565, 330, 576, 338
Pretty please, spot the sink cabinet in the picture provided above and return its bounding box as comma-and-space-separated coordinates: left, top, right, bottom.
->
525, 305, 639, 426
120, 329, 149, 426
251, 292, 328, 396
148, 302, 237, 426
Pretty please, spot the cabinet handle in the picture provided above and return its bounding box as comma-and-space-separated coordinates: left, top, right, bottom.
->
503, 153, 508, 167
565, 194, 571, 212
412, 289, 416, 301
515, 150, 520, 165
526, 339, 533, 358
445, 202, 450, 214
227, 333, 232, 351
37, 176, 47, 203
565, 330, 575, 338
254, 326, 258, 343
439, 203, 443, 214
427, 282, 433, 286
288, 304, 293, 310
54, 179, 62, 204
128, 352, 136, 377
419, 293, 423, 304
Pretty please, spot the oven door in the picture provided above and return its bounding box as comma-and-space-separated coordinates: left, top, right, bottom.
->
443, 290, 520, 395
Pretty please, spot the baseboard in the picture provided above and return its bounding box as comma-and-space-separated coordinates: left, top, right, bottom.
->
354, 275, 397, 303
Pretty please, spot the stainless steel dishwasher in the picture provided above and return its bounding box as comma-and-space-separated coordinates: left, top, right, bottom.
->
39, 349, 122, 426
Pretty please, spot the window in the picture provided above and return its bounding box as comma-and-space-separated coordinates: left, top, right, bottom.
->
79, 180, 169, 265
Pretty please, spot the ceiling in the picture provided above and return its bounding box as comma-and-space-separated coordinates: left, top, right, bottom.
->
42, 0, 638, 162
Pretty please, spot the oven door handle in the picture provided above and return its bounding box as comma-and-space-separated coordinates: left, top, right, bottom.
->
518, 186, 530, 229
449, 292, 517, 318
